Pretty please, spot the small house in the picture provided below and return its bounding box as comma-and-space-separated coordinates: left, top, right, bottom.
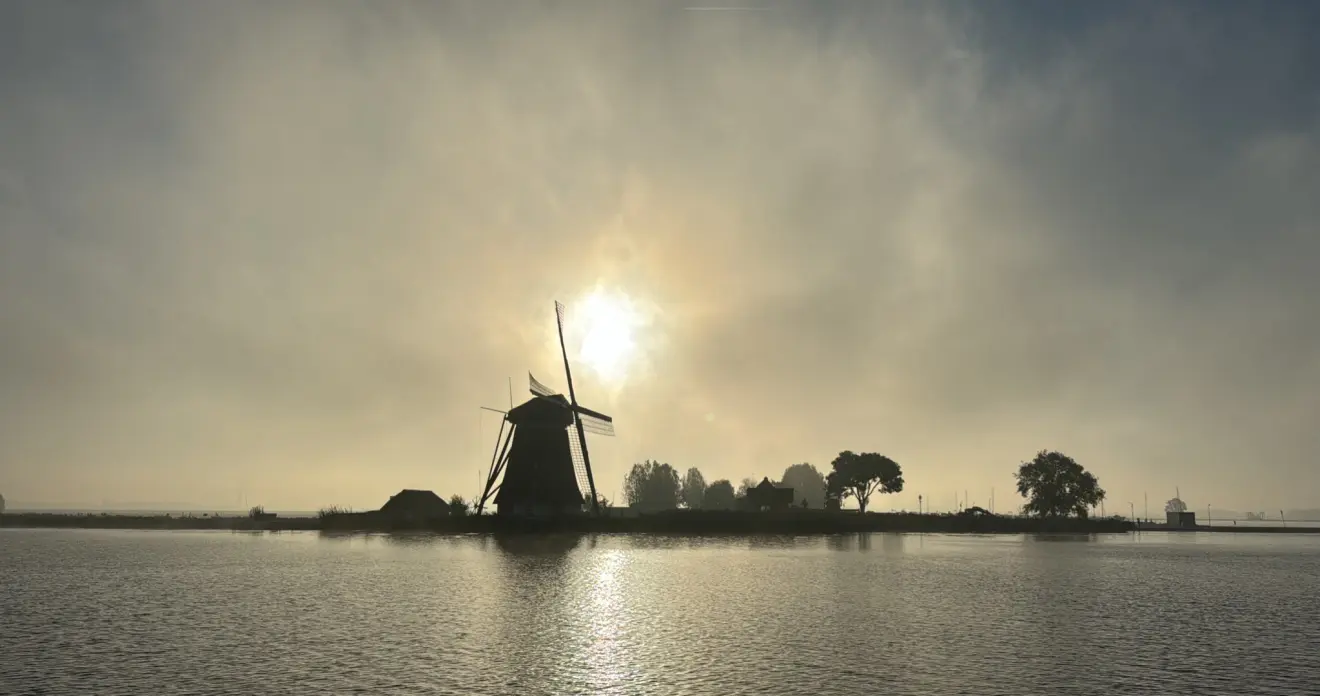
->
743, 478, 795, 512
380, 489, 451, 521
1166, 510, 1197, 528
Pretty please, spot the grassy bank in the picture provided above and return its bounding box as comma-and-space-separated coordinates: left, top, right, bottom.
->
4, 510, 1134, 535
0, 512, 320, 531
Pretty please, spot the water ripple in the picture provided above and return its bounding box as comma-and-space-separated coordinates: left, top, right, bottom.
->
1, 530, 1317, 695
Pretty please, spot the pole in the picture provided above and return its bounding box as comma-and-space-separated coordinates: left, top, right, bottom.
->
1144, 492, 1148, 523
508, 376, 513, 410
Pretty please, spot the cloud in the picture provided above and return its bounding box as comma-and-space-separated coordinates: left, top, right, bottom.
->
1, 0, 1317, 510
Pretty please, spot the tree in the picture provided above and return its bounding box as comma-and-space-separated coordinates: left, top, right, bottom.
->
736, 477, 759, 498
449, 495, 469, 516
680, 467, 708, 509
1015, 450, 1106, 518
825, 451, 904, 513
1165, 497, 1187, 513
623, 460, 681, 511
583, 491, 612, 509
780, 463, 826, 509
704, 480, 736, 510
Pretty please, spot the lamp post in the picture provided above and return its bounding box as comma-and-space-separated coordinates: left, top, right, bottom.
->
1207, 504, 1212, 527
1129, 501, 1135, 522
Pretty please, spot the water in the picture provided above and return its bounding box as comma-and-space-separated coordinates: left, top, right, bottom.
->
2, 530, 1318, 695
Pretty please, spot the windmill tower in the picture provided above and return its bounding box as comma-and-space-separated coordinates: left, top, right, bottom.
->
476, 301, 615, 515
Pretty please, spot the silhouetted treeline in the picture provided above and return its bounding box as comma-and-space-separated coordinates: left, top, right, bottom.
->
3, 509, 1135, 535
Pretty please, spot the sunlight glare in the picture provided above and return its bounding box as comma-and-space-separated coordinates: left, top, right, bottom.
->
574, 288, 644, 384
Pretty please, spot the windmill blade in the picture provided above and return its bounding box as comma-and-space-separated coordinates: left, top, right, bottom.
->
554, 298, 601, 513
578, 412, 615, 437
529, 372, 559, 397
570, 403, 613, 423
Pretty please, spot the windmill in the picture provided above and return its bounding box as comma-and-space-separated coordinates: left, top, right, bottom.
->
476, 301, 615, 515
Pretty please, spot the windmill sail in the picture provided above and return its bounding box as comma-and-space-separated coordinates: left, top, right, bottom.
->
578, 414, 615, 437
529, 372, 558, 397
572, 404, 615, 436
554, 300, 600, 512
566, 433, 593, 505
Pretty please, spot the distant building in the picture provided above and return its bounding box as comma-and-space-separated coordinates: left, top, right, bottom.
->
1166, 510, 1197, 528
379, 490, 451, 522
742, 478, 795, 511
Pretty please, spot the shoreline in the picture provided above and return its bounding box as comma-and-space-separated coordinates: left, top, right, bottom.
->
1152, 524, 1320, 534
4, 510, 1316, 535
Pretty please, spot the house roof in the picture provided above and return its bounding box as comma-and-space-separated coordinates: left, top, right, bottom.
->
379, 489, 450, 516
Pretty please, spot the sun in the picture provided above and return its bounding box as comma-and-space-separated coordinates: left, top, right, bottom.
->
573, 288, 644, 383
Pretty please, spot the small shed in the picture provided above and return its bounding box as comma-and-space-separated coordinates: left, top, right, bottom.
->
1166, 510, 1197, 528
380, 489, 451, 521
743, 478, 795, 511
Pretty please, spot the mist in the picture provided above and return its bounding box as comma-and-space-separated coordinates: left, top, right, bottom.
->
2, 0, 1318, 512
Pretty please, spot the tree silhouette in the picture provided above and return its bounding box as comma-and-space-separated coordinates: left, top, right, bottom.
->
780, 463, 826, 509
1015, 450, 1106, 518
680, 467, 708, 509
1165, 497, 1187, 513
736, 477, 759, 498
449, 495, 469, 516
623, 460, 681, 511
703, 479, 737, 510
825, 451, 904, 513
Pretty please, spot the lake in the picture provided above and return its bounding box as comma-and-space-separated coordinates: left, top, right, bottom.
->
1, 530, 1317, 695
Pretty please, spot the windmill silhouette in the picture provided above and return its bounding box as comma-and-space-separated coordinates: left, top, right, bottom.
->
476, 301, 615, 515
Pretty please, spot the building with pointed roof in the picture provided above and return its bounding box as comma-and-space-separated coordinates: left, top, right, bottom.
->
742, 478, 795, 512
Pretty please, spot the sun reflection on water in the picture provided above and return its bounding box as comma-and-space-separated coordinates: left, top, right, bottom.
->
582, 549, 636, 691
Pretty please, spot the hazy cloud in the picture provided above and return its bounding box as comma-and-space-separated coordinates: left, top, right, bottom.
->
2, 0, 1317, 511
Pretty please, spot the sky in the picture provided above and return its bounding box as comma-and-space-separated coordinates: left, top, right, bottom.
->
2, 0, 1319, 513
